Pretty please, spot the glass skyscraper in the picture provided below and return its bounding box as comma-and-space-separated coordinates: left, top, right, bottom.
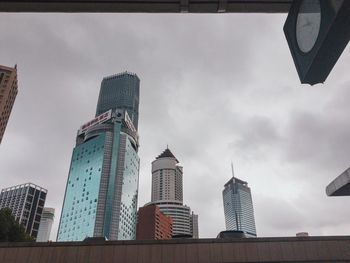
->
96, 72, 139, 129
223, 172, 257, 237
57, 72, 140, 241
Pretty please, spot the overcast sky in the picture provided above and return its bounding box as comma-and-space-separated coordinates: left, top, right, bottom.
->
1, 12, 350, 240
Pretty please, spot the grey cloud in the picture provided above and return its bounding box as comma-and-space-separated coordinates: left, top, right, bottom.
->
229, 115, 281, 161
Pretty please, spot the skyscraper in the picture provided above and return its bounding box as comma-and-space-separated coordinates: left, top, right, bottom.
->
57, 72, 140, 242
0, 64, 18, 144
147, 148, 198, 238
0, 183, 47, 239
222, 166, 257, 237
37, 207, 55, 242
96, 72, 139, 129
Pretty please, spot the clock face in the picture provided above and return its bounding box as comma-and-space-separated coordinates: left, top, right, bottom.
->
296, 0, 321, 53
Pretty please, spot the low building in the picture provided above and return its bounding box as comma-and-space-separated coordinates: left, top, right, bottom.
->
0, 183, 47, 239
136, 204, 172, 240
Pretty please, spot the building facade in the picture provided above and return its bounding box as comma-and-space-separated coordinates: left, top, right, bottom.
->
0, 64, 18, 144
191, 212, 199, 239
147, 148, 198, 238
0, 183, 47, 239
57, 72, 140, 242
37, 207, 55, 242
223, 175, 257, 237
96, 72, 139, 129
136, 204, 172, 240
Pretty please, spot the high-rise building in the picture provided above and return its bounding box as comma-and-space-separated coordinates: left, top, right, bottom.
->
222, 166, 257, 237
96, 72, 139, 129
57, 72, 140, 242
0, 64, 18, 144
136, 204, 172, 240
0, 183, 47, 239
147, 148, 198, 238
191, 212, 199, 239
36, 207, 55, 242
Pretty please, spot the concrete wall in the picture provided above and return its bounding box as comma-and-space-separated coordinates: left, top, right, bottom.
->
0, 236, 349, 262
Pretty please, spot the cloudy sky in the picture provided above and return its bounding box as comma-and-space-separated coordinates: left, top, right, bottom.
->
1, 12, 350, 240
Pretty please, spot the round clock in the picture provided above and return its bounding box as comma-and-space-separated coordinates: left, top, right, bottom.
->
296, 0, 322, 53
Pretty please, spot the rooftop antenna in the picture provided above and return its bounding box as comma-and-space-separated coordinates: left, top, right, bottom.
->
231, 161, 235, 178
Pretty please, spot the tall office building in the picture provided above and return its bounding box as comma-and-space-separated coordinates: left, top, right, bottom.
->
0, 64, 18, 144
0, 183, 47, 239
223, 166, 257, 237
57, 72, 140, 242
37, 207, 55, 242
136, 204, 172, 240
191, 212, 199, 239
147, 148, 198, 238
96, 72, 139, 129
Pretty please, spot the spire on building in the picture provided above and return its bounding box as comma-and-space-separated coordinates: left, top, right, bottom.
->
156, 148, 179, 163
231, 162, 235, 178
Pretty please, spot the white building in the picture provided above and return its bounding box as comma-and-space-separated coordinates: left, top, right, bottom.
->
148, 148, 198, 238
37, 207, 55, 242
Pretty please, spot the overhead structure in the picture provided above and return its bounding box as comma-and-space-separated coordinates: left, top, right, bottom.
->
0, 0, 292, 13
326, 167, 350, 196
284, 0, 350, 85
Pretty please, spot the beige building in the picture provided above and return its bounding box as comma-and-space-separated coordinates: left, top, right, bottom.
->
148, 148, 198, 238
0, 64, 18, 144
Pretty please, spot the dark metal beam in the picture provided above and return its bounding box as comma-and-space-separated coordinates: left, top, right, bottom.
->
0, 0, 292, 13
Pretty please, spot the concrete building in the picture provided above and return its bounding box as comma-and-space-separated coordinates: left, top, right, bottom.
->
57, 72, 140, 242
0, 183, 47, 239
191, 212, 199, 239
136, 204, 172, 240
0, 64, 18, 144
147, 148, 198, 238
223, 167, 256, 237
36, 207, 55, 242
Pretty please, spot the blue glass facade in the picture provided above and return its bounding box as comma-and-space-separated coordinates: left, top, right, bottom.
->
57, 116, 140, 241
58, 134, 105, 241
117, 136, 139, 240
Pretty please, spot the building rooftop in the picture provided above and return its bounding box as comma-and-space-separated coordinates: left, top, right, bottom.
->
156, 148, 179, 163
1, 183, 48, 193
224, 177, 248, 188
103, 71, 139, 81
